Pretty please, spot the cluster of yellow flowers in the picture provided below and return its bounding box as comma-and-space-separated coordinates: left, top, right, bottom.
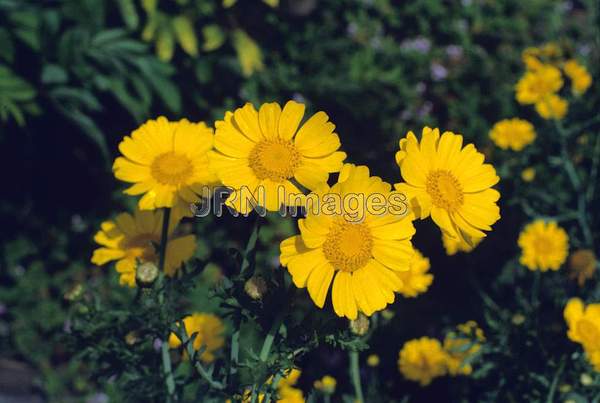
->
516, 43, 592, 120
239, 368, 304, 403
398, 321, 485, 386
565, 299, 600, 371
92, 101, 501, 323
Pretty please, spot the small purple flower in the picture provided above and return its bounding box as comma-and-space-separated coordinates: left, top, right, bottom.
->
417, 101, 433, 119
153, 338, 163, 352
86, 393, 109, 403
415, 82, 426, 95
63, 319, 72, 334
430, 62, 448, 81
445, 45, 464, 60
0, 304, 6, 315
400, 37, 431, 54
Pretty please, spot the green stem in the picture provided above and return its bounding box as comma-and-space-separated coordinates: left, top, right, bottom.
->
259, 310, 285, 362
158, 208, 171, 271
194, 362, 225, 390
263, 371, 284, 403
554, 121, 594, 247
161, 341, 176, 401
545, 357, 566, 403
349, 350, 365, 403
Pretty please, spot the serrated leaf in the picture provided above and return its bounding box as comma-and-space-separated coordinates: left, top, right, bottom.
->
172, 15, 198, 57
202, 24, 224, 51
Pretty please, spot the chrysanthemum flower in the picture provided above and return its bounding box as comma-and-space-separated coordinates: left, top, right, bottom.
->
534, 94, 568, 120
397, 249, 433, 298
395, 127, 500, 245
518, 220, 569, 271
398, 337, 448, 386
569, 249, 597, 287
113, 117, 219, 218
169, 313, 225, 363
489, 118, 536, 151
442, 232, 482, 255
564, 59, 592, 95
91, 208, 196, 286
564, 298, 600, 353
515, 64, 563, 105
280, 164, 416, 320
443, 321, 485, 376
209, 101, 346, 214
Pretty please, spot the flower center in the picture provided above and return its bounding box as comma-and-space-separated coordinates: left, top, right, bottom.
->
323, 220, 373, 272
577, 319, 600, 348
151, 152, 193, 186
533, 236, 553, 255
426, 170, 464, 212
248, 139, 301, 181
121, 233, 159, 261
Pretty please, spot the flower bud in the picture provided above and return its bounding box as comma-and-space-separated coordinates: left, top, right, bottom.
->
136, 262, 159, 287
244, 276, 267, 300
350, 313, 369, 336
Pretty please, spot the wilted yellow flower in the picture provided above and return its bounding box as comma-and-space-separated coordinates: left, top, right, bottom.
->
521, 167, 536, 182
518, 220, 569, 271
395, 127, 500, 246
367, 354, 380, 367
442, 232, 482, 255
564, 59, 592, 95
398, 337, 448, 386
209, 100, 346, 214
535, 94, 568, 120
489, 118, 536, 151
113, 117, 219, 218
564, 298, 600, 352
515, 65, 563, 105
314, 375, 336, 394
280, 164, 415, 319
397, 249, 433, 298
443, 321, 485, 376
91, 208, 196, 286
169, 313, 225, 363
569, 249, 597, 287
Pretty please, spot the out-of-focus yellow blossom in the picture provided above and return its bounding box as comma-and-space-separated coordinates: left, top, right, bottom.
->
396, 249, 433, 298
521, 43, 562, 70
91, 208, 196, 287
564, 298, 600, 352
535, 94, 568, 120
564, 59, 592, 95
169, 313, 225, 363
442, 233, 482, 256
521, 167, 536, 182
398, 337, 448, 386
569, 250, 597, 287
313, 375, 336, 394
277, 369, 304, 403
518, 220, 569, 271
367, 354, 380, 367
515, 65, 563, 105
443, 321, 485, 376
489, 118, 536, 151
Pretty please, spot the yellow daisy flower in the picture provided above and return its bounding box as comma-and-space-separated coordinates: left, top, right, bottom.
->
313, 375, 336, 394
398, 337, 448, 386
442, 232, 482, 255
521, 167, 536, 182
91, 208, 196, 287
397, 249, 433, 298
395, 127, 500, 245
443, 321, 485, 376
564, 298, 600, 352
564, 59, 592, 95
535, 94, 568, 120
280, 164, 416, 320
518, 220, 569, 271
367, 354, 380, 367
113, 117, 219, 218
489, 118, 536, 151
569, 249, 597, 287
515, 64, 563, 105
169, 313, 225, 363
209, 100, 346, 214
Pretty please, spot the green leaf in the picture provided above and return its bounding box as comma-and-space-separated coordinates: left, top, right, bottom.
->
202, 24, 225, 51
41, 64, 68, 84
232, 29, 264, 77
117, 0, 139, 30
0, 28, 14, 62
50, 87, 101, 111
156, 26, 175, 62
172, 15, 198, 57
